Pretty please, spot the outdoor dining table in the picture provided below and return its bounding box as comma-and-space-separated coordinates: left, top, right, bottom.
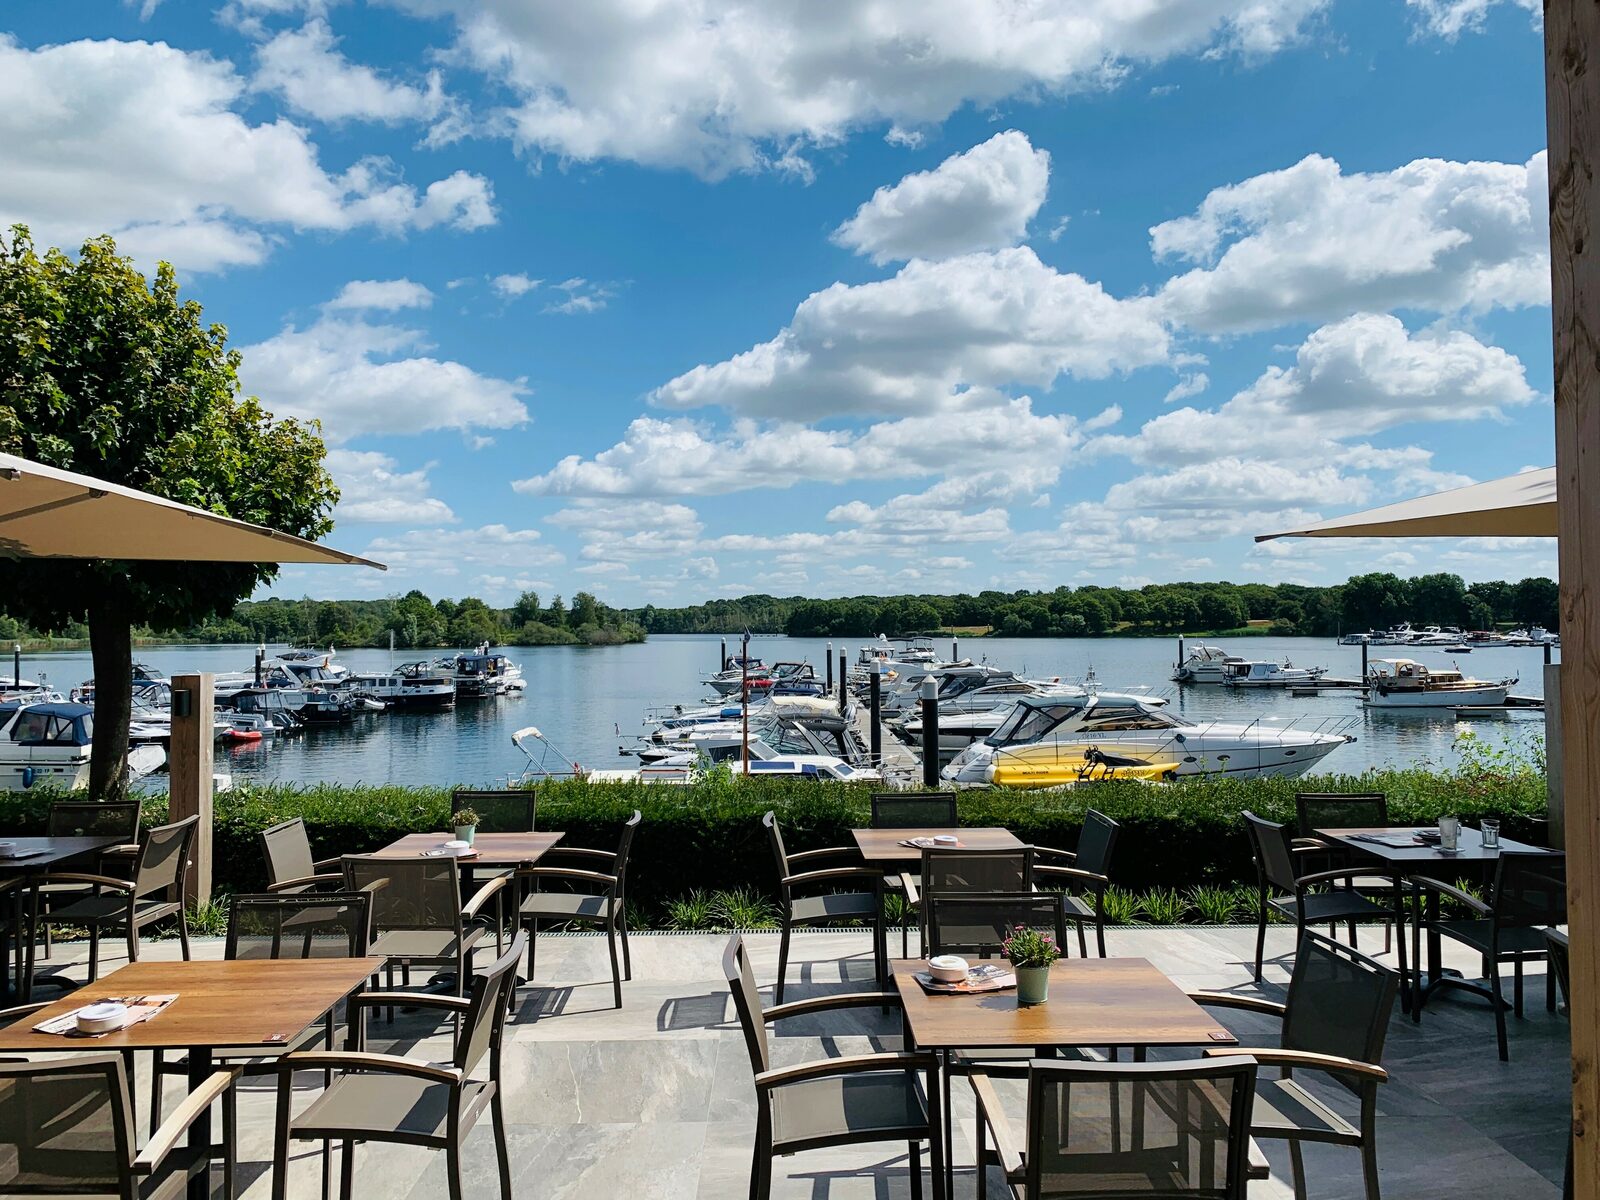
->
889, 956, 1254, 1191
0, 835, 129, 1001
851, 827, 1026, 864
0, 955, 383, 1199
366, 830, 564, 867
1315, 824, 1560, 1015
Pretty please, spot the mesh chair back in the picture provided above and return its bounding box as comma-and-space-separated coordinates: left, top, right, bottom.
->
920, 848, 1034, 900
456, 931, 527, 1074
1242, 812, 1296, 893
1294, 793, 1387, 839
613, 811, 642, 898
47, 800, 141, 842
260, 818, 317, 888
928, 893, 1065, 959
1492, 852, 1567, 929
0, 1054, 135, 1194
1075, 810, 1120, 878
451, 789, 536, 833
134, 816, 198, 900
870, 792, 958, 829
1282, 932, 1397, 1092
343, 855, 462, 933
763, 811, 790, 881
722, 934, 770, 1075
226, 891, 372, 961
1025, 1058, 1258, 1199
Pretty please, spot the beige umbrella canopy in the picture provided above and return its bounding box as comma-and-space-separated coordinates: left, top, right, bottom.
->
1256, 467, 1556, 542
0, 451, 384, 568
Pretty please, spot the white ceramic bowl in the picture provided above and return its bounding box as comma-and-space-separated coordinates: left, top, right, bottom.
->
441, 840, 474, 856
77, 1002, 128, 1035
927, 955, 969, 983
933, 834, 959, 846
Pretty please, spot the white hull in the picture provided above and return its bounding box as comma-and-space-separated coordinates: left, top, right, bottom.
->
1366, 683, 1508, 708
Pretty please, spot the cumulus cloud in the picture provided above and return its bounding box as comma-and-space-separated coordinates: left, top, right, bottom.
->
491, 273, 540, 299
1407, 0, 1540, 38
323, 278, 433, 311
253, 19, 453, 130
544, 278, 614, 315
1163, 373, 1209, 403
1153, 151, 1548, 331
325, 449, 455, 524
391, 0, 1328, 177
0, 36, 495, 272
360, 524, 564, 600
651, 248, 1171, 421
832, 131, 1050, 264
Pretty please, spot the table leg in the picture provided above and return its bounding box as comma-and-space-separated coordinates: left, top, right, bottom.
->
187, 1047, 214, 1200
9, 885, 22, 1002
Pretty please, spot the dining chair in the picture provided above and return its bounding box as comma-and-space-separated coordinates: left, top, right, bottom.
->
764, 811, 884, 1003
33, 800, 144, 963
450, 788, 536, 833
1547, 928, 1573, 1200
1409, 850, 1566, 1059
870, 791, 959, 957
1293, 792, 1404, 952
518, 810, 640, 1009
723, 933, 944, 1200
911, 848, 1035, 959
261, 818, 344, 894
1035, 809, 1120, 957
26, 815, 199, 985
270, 932, 526, 1200
926, 893, 1066, 960
1242, 811, 1389, 981
970, 1056, 1259, 1199
0, 1052, 238, 1199
1190, 931, 1397, 1200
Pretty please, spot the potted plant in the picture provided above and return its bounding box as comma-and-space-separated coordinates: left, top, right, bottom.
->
451, 806, 480, 846
1003, 924, 1061, 1006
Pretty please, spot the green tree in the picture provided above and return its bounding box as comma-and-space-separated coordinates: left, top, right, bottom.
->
1341, 572, 1408, 632
569, 591, 601, 629
1406, 573, 1467, 627
509, 590, 543, 628
0, 228, 336, 798
1512, 577, 1559, 630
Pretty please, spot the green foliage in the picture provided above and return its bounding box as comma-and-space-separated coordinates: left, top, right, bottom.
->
1100, 887, 1144, 926
664, 890, 717, 930
1135, 887, 1192, 925
710, 887, 781, 930
1002, 924, 1062, 968
1187, 885, 1240, 925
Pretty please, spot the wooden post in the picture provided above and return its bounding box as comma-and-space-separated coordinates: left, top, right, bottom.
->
167, 673, 213, 905
1548, 662, 1566, 849
1546, 6, 1598, 1187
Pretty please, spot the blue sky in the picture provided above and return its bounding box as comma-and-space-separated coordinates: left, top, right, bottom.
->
1, 0, 1557, 606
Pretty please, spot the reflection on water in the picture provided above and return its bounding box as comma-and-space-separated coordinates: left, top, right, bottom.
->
18, 635, 1552, 788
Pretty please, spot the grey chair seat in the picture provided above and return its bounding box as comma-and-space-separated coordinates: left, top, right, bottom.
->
1268, 889, 1387, 925
1251, 1077, 1360, 1144
790, 892, 877, 924
769, 1070, 928, 1151
1432, 919, 1551, 957
291, 1071, 495, 1148
369, 926, 484, 962
42, 893, 179, 926
520, 892, 618, 922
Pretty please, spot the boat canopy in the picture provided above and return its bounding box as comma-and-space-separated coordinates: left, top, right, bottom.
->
3, 702, 94, 746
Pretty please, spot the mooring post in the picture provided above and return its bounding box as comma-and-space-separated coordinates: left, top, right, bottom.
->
1177, 637, 1184, 670
1361, 642, 1369, 677
826, 642, 833, 690
869, 663, 883, 762
920, 676, 940, 788
951, 638, 959, 661
838, 652, 848, 712
1545, 640, 1554, 666
720, 638, 728, 672
253, 646, 264, 687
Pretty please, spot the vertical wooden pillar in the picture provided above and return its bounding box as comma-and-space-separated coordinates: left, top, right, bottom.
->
1546, 6, 1598, 1190
1549, 662, 1566, 849
168, 673, 213, 905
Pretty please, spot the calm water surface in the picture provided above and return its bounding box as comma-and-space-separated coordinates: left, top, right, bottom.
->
19, 635, 1553, 789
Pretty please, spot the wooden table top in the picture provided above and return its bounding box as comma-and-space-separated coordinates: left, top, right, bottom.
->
1317, 826, 1557, 866
891, 958, 1238, 1051
0, 958, 384, 1052
368, 831, 564, 867
0, 836, 128, 877
853, 828, 1024, 864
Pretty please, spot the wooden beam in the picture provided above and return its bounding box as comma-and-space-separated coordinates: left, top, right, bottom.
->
167, 672, 214, 905
1546, 4, 1599, 1192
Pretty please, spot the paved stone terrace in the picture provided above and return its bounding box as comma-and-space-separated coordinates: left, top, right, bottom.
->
20, 924, 1572, 1197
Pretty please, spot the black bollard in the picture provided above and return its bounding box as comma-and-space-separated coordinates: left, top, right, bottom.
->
920, 678, 940, 788
1545, 641, 1553, 666
826, 642, 833, 691
720, 638, 728, 672
1361, 641, 1369, 677
838, 652, 848, 712
1177, 636, 1184, 671
869, 665, 882, 761
951, 638, 959, 661
254, 647, 264, 687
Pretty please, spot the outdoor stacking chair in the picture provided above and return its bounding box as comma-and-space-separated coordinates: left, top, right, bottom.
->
870, 791, 958, 957
1034, 808, 1120, 957
518, 810, 640, 1009
270, 932, 526, 1200
26, 815, 199, 985
764, 811, 886, 1003
1294, 792, 1404, 952
260, 817, 344, 893
911, 847, 1036, 959
450, 788, 536, 833
723, 934, 945, 1200
1191, 931, 1397, 1200
970, 1057, 1260, 1199
34, 800, 143, 963
1243, 811, 1389, 982
1409, 850, 1566, 1060
0, 1050, 238, 1200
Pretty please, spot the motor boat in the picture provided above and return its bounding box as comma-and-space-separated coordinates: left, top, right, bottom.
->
1221, 660, 1328, 688
346, 663, 457, 710
702, 654, 766, 696
1171, 645, 1247, 684
943, 694, 1353, 786
1363, 659, 1513, 708
988, 745, 1181, 790
0, 699, 164, 790
450, 651, 524, 698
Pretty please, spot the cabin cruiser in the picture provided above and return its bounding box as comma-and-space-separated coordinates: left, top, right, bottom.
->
943, 694, 1352, 786
636, 707, 870, 769
898, 686, 1165, 755
1171, 645, 1247, 684
0, 700, 164, 790
1222, 660, 1328, 688
704, 660, 818, 699
702, 655, 766, 695
221, 686, 357, 725
649, 694, 840, 740
1363, 659, 1513, 708
878, 663, 1016, 717
346, 663, 457, 710
449, 651, 525, 698
275, 648, 349, 682
848, 635, 943, 686
1505, 626, 1560, 647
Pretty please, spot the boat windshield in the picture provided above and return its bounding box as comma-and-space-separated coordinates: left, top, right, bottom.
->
988, 701, 1085, 745
1078, 702, 1183, 732
10, 707, 92, 745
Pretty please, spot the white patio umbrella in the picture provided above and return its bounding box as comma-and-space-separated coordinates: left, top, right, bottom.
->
0, 451, 383, 568
1256, 467, 1556, 542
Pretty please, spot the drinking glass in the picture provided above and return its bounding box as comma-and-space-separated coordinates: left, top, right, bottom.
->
1480, 818, 1501, 850
1438, 816, 1461, 852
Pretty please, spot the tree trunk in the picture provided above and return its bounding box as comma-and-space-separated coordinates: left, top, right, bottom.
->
87, 593, 132, 802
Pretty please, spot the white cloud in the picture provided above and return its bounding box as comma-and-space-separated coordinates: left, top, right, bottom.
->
651, 247, 1171, 421
831, 131, 1050, 264
1163, 373, 1209, 403
325, 449, 455, 524
253, 19, 452, 129
396, 0, 1328, 177
0, 36, 496, 273
360, 524, 565, 601
1407, 0, 1540, 38
544, 278, 615, 315
1153, 151, 1549, 331
240, 312, 529, 442
324, 278, 433, 311
491, 273, 540, 299
1105, 459, 1371, 513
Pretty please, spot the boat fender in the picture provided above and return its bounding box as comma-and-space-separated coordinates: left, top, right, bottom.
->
21, 767, 34, 789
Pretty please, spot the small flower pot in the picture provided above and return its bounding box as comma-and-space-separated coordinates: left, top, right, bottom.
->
1015, 965, 1050, 1006
454, 825, 477, 846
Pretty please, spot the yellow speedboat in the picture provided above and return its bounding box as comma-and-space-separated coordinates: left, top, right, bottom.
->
989, 745, 1179, 790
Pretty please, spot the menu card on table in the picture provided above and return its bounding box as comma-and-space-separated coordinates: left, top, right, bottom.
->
33, 994, 177, 1038
898, 837, 961, 849
914, 964, 1016, 994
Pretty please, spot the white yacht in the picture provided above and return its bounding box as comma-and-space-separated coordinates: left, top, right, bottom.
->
0, 699, 164, 790
1221, 660, 1328, 688
449, 651, 525, 698
943, 694, 1352, 786
1171, 645, 1247, 684
1363, 659, 1512, 708
346, 663, 457, 710
899, 685, 1167, 754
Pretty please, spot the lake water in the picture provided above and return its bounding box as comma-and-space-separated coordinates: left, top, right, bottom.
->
17, 634, 1553, 789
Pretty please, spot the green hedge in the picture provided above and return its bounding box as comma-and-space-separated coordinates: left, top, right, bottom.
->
0, 759, 1548, 923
